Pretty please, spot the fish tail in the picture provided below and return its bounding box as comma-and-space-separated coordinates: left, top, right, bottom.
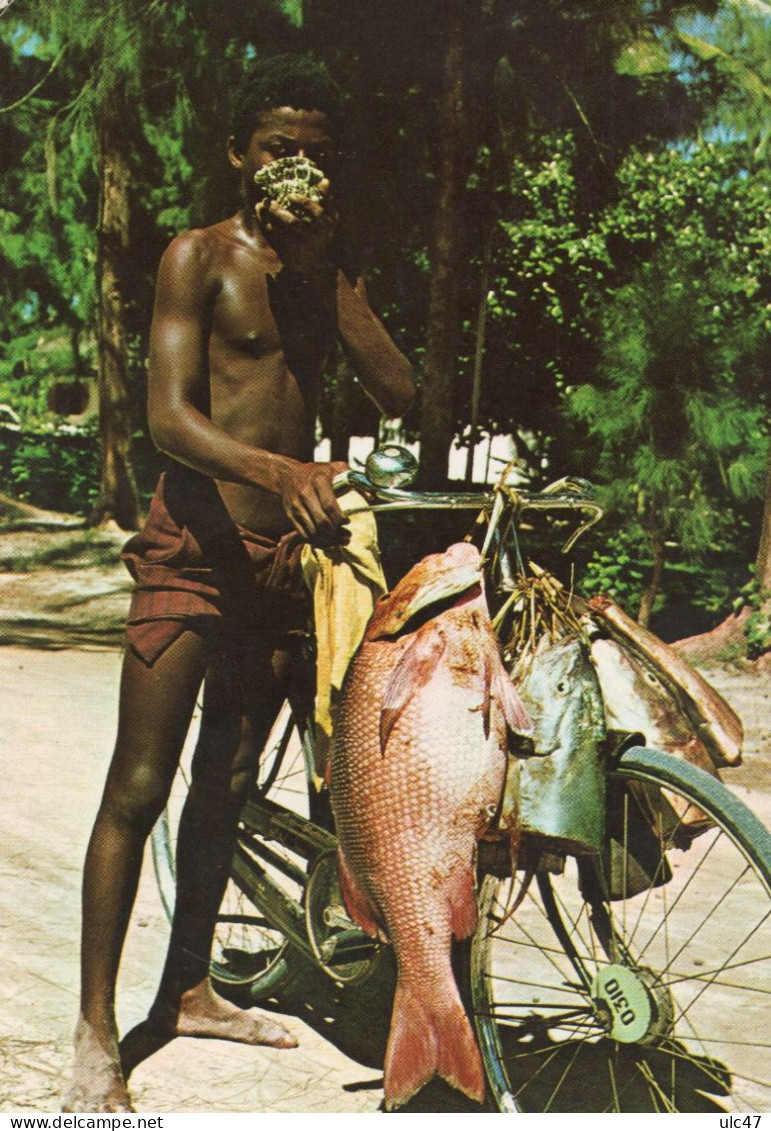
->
384, 978, 485, 1110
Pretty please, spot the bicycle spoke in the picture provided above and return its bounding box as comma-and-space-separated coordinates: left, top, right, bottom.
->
635, 1057, 678, 1113
508, 1013, 601, 1107
549, 877, 597, 965
671, 1035, 771, 1049
607, 1056, 621, 1113
483, 1001, 590, 1012
621, 792, 630, 945
483, 969, 586, 995
672, 908, 770, 1028
542, 1019, 594, 1112
491, 902, 581, 988
472, 754, 771, 1115
656, 865, 751, 977
634, 829, 723, 963
487, 921, 579, 962
663, 947, 770, 986
657, 1033, 771, 1096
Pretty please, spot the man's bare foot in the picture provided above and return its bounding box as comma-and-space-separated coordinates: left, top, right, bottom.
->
176, 978, 298, 1047
62, 1016, 135, 1113
120, 977, 297, 1079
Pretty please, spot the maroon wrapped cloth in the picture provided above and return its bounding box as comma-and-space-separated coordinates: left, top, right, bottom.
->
122, 473, 309, 665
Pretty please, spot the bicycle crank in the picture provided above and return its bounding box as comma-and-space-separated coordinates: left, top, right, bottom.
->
305, 851, 382, 985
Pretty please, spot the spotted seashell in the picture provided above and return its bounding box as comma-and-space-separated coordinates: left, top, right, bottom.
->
253, 156, 326, 211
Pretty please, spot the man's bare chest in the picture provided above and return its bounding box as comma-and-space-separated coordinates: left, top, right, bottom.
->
210, 269, 282, 360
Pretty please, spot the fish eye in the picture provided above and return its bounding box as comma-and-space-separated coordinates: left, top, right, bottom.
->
644, 670, 660, 685
556, 680, 569, 695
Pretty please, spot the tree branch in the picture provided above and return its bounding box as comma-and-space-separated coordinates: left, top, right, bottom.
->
0, 47, 66, 115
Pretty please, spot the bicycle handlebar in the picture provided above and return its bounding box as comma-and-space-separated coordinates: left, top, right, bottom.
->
333, 466, 602, 520
332, 446, 603, 553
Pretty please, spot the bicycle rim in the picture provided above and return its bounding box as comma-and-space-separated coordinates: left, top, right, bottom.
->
470, 747, 771, 1113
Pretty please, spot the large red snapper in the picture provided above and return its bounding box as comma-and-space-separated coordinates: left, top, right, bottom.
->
331, 542, 530, 1110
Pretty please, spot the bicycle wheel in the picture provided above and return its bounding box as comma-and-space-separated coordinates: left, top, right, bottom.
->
151, 700, 310, 1001
470, 746, 771, 1113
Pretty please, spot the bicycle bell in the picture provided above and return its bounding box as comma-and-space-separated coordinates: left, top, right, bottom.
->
365, 444, 419, 489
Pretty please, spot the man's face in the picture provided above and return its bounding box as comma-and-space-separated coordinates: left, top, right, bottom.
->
229, 106, 337, 207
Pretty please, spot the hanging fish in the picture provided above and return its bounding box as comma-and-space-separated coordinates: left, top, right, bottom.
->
331, 542, 530, 1110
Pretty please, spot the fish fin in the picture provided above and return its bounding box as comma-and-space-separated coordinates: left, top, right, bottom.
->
379, 626, 447, 754
494, 664, 532, 737
336, 847, 386, 941
447, 865, 478, 940
384, 979, 485, 1110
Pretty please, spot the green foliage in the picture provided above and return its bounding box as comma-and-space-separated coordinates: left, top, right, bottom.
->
1, 426, 100, 515
0, 0, 768, 627
736, 568, 771, 656
579, 526, 648, 610
675, 4, 771, 164
565, 238, 766, 532
576, 524, 752, 632
745, 607, 771, 657
486, 138, 768, 455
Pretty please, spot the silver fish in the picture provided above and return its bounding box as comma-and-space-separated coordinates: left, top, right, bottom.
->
510, 633, 606, 854
589, 635, 717, 776
587, 595, 742, 767
589, 634, 714, 828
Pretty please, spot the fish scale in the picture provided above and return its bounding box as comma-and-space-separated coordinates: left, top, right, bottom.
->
330, 542, 530, 1110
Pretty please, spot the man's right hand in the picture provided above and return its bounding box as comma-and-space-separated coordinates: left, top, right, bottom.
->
278, 460, 350, 545
257, 182, 338, 278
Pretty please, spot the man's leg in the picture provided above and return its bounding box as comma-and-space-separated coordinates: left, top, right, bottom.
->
64, 631, 208, 1113
120, 638, 298, 1075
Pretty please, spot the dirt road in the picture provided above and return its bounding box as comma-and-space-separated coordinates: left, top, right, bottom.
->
1, 643, 769, 1113
0, 646, 393, 1114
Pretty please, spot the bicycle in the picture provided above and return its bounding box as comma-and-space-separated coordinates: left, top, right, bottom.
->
151, 446, 771, 1114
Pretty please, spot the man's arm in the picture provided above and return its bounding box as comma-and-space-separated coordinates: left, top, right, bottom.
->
147, 231, 347, 542
336, 274, 415, 418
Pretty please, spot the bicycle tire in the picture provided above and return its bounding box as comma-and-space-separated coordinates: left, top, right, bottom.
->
150, 700, 309, 1002
469, 746, 771, 1113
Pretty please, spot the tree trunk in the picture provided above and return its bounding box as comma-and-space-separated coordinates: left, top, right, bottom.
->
638, 525, 665, 628
90, 113, 139, 531
329, 360, 355, 465
418, 0, 470, 488
464, 222, 493, 484
755, 436, 771, 596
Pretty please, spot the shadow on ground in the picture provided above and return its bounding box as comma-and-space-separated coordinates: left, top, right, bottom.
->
238, 951, 490, 1113
229, 948, 732, 1114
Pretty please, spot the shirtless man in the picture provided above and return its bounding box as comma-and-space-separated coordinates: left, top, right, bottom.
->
64, 54, 414, 1112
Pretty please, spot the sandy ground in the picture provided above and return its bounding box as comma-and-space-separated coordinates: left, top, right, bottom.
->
0, 529, 769, 1113
0, 645, 398, 1115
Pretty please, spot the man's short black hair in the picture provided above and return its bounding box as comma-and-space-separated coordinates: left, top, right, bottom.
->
230, 54, 342, 153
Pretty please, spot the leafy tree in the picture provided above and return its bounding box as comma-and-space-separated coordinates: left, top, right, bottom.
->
568, 247, 766, 625
1, 0, 767, 604
420, 0, 721, 483
0, 0, 305, 525
674, 0, 771, 165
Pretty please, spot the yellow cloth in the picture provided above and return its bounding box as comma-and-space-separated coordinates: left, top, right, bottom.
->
301, 490, 387, 775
